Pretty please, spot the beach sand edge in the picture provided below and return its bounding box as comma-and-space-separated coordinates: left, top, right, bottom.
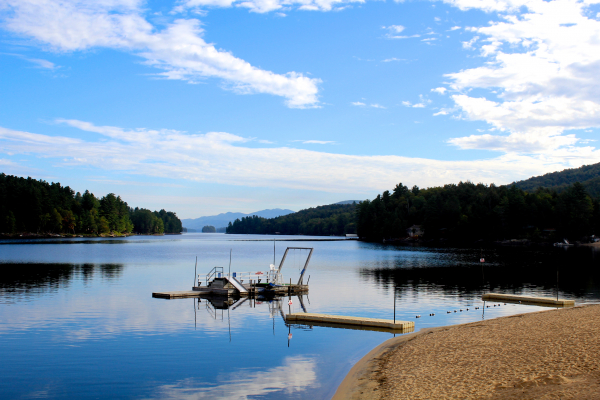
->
332, 305, 600, 400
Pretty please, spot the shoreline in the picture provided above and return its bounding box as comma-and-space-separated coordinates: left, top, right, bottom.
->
333, 304, 600, 399
0, 232, 182, 240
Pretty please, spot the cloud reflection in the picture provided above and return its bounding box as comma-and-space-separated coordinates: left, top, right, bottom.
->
144, 356, 318, 400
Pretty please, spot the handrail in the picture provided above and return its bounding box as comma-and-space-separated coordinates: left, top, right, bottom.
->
201, 270, 282, 285
205, 266, 224, 286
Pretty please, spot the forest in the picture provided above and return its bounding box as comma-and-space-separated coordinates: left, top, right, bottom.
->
357, 181, 600, 242
0, 174, 182, 235
226, 203, 356, 236
226, 180, 600, 243
512, 162, 600, 197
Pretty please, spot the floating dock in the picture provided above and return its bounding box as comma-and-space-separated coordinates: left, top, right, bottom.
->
152, 291, 204, 299
286, 313, 414, 331
287, 318, 415, 333
482, 293, 575, 306
154, 246, 312, 299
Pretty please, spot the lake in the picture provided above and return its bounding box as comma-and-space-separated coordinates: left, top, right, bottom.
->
1, 234, 599, 399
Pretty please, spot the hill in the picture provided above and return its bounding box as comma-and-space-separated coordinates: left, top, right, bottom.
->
0, 173, 182, 235
181, 208, 294, 231
226, 203, 356, 236
356, 181, 600, 242
512, 162, 600, 197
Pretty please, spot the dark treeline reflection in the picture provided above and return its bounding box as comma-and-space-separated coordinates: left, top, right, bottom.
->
0, 263, 124, 298
360, 246, 600, 299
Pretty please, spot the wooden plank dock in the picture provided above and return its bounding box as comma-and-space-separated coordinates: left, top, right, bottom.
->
152, 291, 204, 299
286, 313, 414, 331
482, 293, 575, 306
287, 319, 415, 333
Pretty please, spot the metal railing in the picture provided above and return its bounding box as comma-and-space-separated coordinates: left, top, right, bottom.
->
201, 269, 283, 286
205, 266, 223, 286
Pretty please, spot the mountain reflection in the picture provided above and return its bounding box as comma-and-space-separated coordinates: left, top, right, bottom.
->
360, 247, 600, 299
0, 263, 124, 298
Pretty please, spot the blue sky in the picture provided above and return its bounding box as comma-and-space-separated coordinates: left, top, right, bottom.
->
1, 0, 599, 218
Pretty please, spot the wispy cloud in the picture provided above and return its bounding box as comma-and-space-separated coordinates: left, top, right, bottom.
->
293, 140, 336, 144
1, 52, 59, 70
351, 101, 385, 108
0, 0, 320, 108
87, 179, 186, 188
2, 120, 599, 193
402, 95, 431, 108
431, 87, 447, 95
441, 0, 600, 154
382, 25, 420, 39
178, 0, 365, 13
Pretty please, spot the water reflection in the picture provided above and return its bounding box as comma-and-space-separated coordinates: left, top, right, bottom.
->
144, 356, 319, 400
2, 237, 600, 400
0, 263, 124, 300
359, 246, 600, 300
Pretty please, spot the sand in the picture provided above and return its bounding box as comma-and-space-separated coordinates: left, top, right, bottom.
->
333, 305, 600, 400
582, 242, 600, 248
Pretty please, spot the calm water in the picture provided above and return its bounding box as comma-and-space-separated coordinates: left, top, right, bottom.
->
1, 234, 599, 399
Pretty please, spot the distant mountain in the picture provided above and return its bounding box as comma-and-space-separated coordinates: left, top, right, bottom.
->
511, 162, 600, 197
226, 203, 357, 236
182, 208, 295, 231
334, 200, 362, 205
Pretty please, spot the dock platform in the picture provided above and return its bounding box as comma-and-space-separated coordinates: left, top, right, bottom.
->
286, 313, 414, 331
152, 291, 204, 299
482, 293, 575, 306
153, 283, 309, 299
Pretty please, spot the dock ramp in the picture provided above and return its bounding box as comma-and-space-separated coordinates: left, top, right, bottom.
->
224, 276, 248, 294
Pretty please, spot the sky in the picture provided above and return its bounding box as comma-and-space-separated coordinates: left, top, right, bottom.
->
1, 0, 600, 218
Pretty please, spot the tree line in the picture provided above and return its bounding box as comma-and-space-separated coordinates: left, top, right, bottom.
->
357, 181, 600, 242
512, 162, 600, 198
0, 174, 182, 235
226, 203, 356, 236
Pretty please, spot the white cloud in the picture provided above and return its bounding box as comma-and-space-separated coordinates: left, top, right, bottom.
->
462, 36, 479, 49
26, 57, 57, 69
402, 95, 431, 108
449, 26, 461, 30
431, 87, 447, 95
448, 131, 580, 153
383, 25, 420, 39
440, 0, 600, 156
2, 52, 59, 70
385, 25, 406, 33
0, 0, 320, 108
179, 0, 365, 13
293, 140, 335, 144
2, 120, 599, 193
382, 57, 405, 62
147, 356, 318, 399
351, 101, 385, 108
434, 17, 441, 21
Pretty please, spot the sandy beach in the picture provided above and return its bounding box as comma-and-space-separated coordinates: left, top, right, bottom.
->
333, 305, 600, 399
582, 242, 600, 248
